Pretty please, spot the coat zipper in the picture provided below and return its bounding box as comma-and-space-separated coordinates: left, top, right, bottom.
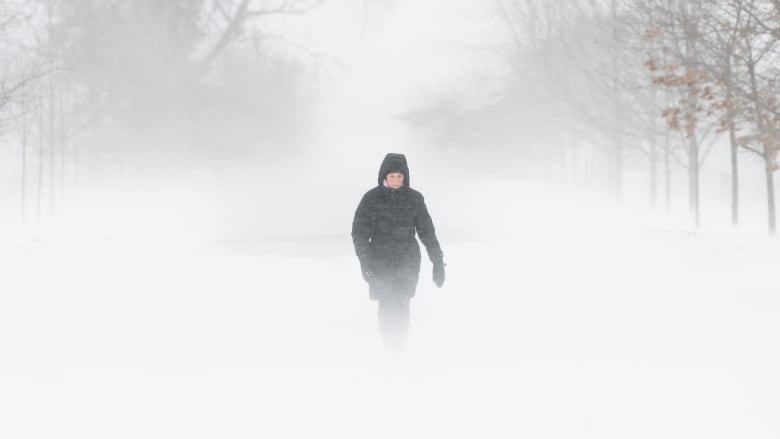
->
391, 192, 396, 281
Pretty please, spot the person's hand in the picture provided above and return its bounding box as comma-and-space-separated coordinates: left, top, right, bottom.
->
433, 262, 445, 288
360, 261, 373, 283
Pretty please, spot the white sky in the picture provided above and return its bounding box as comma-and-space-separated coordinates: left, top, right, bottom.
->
302, 0, 499, 110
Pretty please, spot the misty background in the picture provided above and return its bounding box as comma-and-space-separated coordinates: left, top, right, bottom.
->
1, 1, 779, 438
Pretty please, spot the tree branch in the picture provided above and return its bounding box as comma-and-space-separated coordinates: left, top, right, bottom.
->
496, 0, 525, 51
198, 0, 323, 70
246, 0, 323, 17
199, 0, 252, 69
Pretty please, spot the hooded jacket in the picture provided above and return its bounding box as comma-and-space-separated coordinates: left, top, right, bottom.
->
352, 153, 444, 300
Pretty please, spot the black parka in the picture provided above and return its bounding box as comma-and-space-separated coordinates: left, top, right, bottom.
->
352, 153, 444, 301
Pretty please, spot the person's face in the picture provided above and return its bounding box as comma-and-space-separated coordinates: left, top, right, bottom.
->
386, 172, 404, 189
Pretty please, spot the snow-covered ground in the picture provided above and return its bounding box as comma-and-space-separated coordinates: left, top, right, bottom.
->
2, 176, 779, 439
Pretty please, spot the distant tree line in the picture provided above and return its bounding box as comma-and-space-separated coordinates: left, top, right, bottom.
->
496, 0, 780, 234
0, 0, 323, 222
403, 0, 780, 235
4, 0, 780, 235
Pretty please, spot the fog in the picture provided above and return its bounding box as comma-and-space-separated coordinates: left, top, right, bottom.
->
2, 1, 780, 438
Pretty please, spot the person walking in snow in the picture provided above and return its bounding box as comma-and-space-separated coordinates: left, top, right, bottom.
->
351, 153, 445, 348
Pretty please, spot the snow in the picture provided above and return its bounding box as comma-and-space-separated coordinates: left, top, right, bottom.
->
2, 176, 779, 439
3, 1, 779, 436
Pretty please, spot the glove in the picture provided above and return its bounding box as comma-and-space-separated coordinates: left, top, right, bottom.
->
360, 260, 373, 283
433, 262, 445, 288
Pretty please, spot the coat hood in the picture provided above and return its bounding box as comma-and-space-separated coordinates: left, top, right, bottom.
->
377, 153, 410, 186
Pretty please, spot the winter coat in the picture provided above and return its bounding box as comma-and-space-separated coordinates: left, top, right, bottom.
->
352, 153, 444, 301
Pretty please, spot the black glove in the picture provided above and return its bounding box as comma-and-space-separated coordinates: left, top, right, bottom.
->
433, 262, 445, 288
360, 260, 373, 283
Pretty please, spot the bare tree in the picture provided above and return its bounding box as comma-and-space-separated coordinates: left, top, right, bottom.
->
0, 0, 329, 222
730, 0, 780, 234
49, 0, 325, 167
695, 0, 747, 225
639, 0, 724, 227
198, 0, 324, 70
494, 0, 638, 191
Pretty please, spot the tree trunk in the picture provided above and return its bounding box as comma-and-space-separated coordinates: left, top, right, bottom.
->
766, 166, 776, 235
614, 131, 622, 202
650, 136, 658, 209
725, 60, 739, 225
729, 122, 739, 225
664, 129, 671, 212
58, 91, 66, 206
688, 135, 700, 227
683, 9, 700, 228
21, 83, 28, 223
748, 61, 775, 235
37, 94, 45, 220
684, 65, 700, 227
648, 97, 658, 209
611, 0, 622, 203
49, 79, 55, 215
47, 3, 55, 215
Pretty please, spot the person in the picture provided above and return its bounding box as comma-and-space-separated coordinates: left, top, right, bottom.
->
351, 153, 445, 348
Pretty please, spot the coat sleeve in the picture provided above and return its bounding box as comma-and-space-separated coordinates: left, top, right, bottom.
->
415, 195, 444, 265
351, 192, 373, 264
